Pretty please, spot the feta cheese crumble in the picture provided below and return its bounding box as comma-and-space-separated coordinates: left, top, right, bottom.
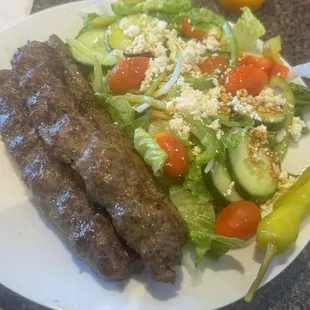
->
202, 36, 221, 51
230, 96, 262, 120
126, 18, 168, 55
167, 85, 221, 119
223, 181, 235, 197
192, 146, 202, 156
169, 117, 191, 137
119, 18, 141, 38
208, 119, 221, 131
255, 88, 287, 113
289, 117, 307, 142
140, 56, 168, 91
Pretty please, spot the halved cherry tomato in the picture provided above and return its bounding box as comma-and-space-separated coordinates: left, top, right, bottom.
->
219, 0, 264, 12
223, 65, 268, 96
269, 63, 290, 79
239, 54, 289, 79
153, 132, 189, 178
200, 56, 229, 75
109, 57, 149, 94
215, 200, 261, 241
239, 54, 273, 76
181, 18, 205, 41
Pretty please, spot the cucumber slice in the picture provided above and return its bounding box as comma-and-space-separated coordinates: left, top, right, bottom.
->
87, 15, 117, 27
203, 160, 243, 207
76, 27, 110, 55
227, 133, 278, 203
106, 14, 160, 52
67, 39, 119, 67
270, 75, 295, 161
255, 111, 286, 131
106, 22, 133, 52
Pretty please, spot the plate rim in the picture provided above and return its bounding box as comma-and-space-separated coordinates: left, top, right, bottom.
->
0, 2, 309, 310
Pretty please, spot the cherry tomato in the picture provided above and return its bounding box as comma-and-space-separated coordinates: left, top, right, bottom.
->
219, 0, 264, 12
223, 65, 268, 96
181, 18, 205, 40
200, 56, 229, 75
269, 63, 290, 79
215, 200, 261, 241
239, 54, 273, 76
109, 57, 149, 94
153, 132, 189, 178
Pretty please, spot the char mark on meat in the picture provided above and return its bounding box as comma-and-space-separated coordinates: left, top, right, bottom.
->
0, 70, 140, 280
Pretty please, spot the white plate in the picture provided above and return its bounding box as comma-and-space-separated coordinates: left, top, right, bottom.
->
0, 2, 310, 310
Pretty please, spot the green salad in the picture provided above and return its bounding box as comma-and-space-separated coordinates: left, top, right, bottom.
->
68, 0, 310, 269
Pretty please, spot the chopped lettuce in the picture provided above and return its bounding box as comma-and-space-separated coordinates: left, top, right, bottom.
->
92, 58, 104, 93
122, 94, 167, 111
263, 35, 283, 65
233, 7, 266, 52
169, 186, 246, 265
217, 128, 245, 163
108, 97, 135, 127
289, 83, 310, 107
111, 0, 193, 16
183, 163, 213, 199
123, 110, 152, 139
194, 8, 225, 27
96, 89, 113, 103
161, 7, 225, 34
145, 72, 168, 97
221, 127, 245, 149
186, 117, 219, 165
176, 8, 225, 28
218, 114, 254, 127
222, 22, 238, 66
123, 0, 145, 4
184, 76, 215, 91
134, 128, 167, 176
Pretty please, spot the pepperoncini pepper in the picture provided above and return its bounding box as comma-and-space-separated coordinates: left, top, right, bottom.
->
245, 167, 310, 302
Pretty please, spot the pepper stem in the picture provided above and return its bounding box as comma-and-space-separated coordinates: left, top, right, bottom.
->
244, 243, 277, 303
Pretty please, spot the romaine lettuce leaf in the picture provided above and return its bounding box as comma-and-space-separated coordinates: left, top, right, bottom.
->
108, 97, 135, 127
233, 7, 266, 52
289, 83, 310, 107
221, 127, 245, 149
218, 114, 254, 127
186, 117, 219, 165
92, 58, 104, 93
123, 110, 152, 139
184, 76, 215, 91
111, 0, 193, 16
134, 128, 167, 176
193, 8, 225, 27
175, 8, 225, 28
183, 163, 213, 199
217, 128, 245, 163
169, 186, 246, 265
222, 22, 238, 66
122, 94, 167, 111
263, 35, 283, 65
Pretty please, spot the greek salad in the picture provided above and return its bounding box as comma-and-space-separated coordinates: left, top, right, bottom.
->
68, 0, 310, 300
